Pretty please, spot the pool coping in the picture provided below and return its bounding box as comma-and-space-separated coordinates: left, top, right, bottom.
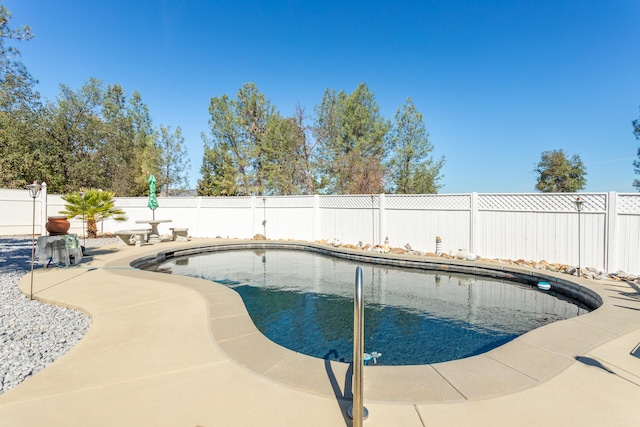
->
131, 240, 635, 404
4, 237, 640, 426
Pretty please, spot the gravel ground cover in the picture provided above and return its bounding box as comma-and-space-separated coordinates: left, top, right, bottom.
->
0, 236, 117, 394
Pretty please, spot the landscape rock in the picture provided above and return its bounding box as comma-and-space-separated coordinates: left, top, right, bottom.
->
0, 237, 97, 395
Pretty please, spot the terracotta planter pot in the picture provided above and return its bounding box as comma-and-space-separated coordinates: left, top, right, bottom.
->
46, 216, 71, 236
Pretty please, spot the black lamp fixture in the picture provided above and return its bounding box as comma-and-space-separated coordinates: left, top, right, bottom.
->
573, 197, 584, 277
25, 181, 42, 299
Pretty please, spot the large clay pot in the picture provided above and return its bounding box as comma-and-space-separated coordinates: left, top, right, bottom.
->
46, 216, 71, 236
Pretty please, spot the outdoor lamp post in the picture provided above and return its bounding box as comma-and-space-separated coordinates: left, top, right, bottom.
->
79, 191, 86, 254
25, 181, 42, 300
573, 196, 584, 277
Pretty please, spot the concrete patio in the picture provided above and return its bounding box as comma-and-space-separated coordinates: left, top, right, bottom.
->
0, 239, 639, 426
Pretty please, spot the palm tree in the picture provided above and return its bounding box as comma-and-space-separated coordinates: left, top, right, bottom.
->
61, 189, 126, 238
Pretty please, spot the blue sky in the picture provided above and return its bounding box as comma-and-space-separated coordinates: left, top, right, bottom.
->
6, 0, 640, 193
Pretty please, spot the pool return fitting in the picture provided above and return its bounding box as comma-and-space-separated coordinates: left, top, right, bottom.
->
348, 266, 369, 424
364, 351, 381, 365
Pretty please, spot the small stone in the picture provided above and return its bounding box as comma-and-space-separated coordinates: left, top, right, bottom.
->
0, 237, 91, 395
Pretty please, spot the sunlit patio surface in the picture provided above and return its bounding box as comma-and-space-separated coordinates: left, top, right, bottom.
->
1, 239, 639, 426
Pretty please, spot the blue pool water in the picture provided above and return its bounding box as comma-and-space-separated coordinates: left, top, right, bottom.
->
146, 249, 587, 365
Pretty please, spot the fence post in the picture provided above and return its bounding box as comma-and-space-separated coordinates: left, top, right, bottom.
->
251, 195, 257, 237
605, 191, 617, 273
40, 182, 48, 236
470, 192, 478, 254
313, 194, 321, 241
379, 193, 386, 246
196, 196, 202, 237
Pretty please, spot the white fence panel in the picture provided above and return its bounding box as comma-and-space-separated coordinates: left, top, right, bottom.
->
1, 188, 639, 275
319, 195, 380, 245
0, 189, 44, 235
476, 193, 609, 271
385, 209, 471, 254
257, 196, 316, 241
616, 194, 640, 274
384, 194, 471, 253
197, 197, 252, 239
199, 206, 253, 239
617, 215, 640, 274
320, 208, 379, 245
476, 211, 606, 269
260, 207, 315, 240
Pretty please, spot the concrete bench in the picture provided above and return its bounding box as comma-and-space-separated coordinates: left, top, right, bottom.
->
115, 229, 152, 247
169, 227, 189, 242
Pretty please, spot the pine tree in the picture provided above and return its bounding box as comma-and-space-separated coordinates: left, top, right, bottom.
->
386, 98, 444, 194
314, 83, 389, 194
201, 83, 276, 195
157, 125, 190, 196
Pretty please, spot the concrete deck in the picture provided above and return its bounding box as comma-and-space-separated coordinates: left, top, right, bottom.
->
1, 239, 639, 426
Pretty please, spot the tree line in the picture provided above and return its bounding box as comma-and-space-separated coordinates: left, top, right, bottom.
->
1, 76, 190, 196
2, 3, 639, 195
1, 2, 443, 197
0, 5, 189, 196
198, 82, 444, 196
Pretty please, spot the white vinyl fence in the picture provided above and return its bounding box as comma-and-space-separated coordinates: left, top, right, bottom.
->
1, 185, 639, 275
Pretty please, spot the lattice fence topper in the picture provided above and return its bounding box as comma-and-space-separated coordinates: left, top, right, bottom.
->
260, 196, 315, 208
319, 195, 380, 209
478, 193, 607, 212
200, 196, 253, 209
112, 197, 148, 207
147, 197, 198, 208
115, 197, 200, 209
108, 192, 636, 214
618, 194, 640, 215
385, 194, 471, 210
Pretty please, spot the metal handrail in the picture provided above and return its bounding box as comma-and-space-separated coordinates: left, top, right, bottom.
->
348, 266, 368, 424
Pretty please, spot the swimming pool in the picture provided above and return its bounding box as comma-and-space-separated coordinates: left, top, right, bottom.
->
143, 247, 589, 366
